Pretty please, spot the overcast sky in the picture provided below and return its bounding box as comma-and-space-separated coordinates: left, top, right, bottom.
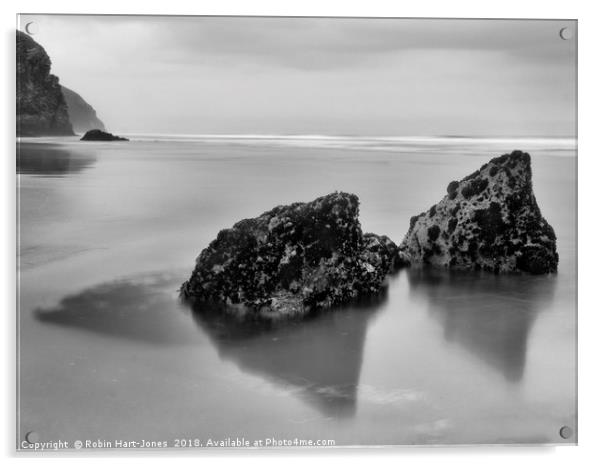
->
18, 15, 576, 137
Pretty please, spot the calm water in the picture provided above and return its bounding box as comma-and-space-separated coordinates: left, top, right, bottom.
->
17, 136, 577, 447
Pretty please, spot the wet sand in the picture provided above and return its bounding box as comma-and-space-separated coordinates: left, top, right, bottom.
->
17, 136, 576, 446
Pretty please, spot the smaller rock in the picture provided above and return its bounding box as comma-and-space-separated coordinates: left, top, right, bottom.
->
398, 150, 558, 274
80, 129, 128, 141
363, 233, 406, 272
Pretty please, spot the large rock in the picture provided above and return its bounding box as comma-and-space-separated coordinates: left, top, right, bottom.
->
61, 86, 106, 134
16, 31, 73, 136
181, 192, 399, 318
398, 150, 558, 274
80, 129, 128, 141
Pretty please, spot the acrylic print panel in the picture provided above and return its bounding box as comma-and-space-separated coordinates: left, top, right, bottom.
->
16, 15, 577, 450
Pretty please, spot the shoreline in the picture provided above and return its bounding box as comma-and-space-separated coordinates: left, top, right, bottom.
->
16, 135, 577, 158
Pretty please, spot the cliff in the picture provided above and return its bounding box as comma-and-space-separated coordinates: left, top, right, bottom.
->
16, 31, 73, 136
61, 86, 106, 134
398, 150, 558, 274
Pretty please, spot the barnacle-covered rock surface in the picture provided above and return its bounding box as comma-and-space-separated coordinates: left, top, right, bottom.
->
181, 192, 399, 318
398, 150, 558, 274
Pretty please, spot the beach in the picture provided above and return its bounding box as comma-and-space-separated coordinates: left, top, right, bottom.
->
17, 135, 577, 446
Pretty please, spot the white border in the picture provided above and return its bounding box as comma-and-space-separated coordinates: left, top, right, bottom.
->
3, 0, 599, 464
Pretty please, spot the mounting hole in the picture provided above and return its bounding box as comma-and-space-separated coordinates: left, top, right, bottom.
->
559, 425, 573, 439
25, 431, 40, 444
559, 27, 573, 40
24, 22, 39, 35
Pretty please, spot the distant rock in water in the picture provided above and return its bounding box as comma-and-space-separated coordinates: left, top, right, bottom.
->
80, 129, 128, 141
16, 31, 73, 136
61, 86, 106, 133
181, 192, 400, 318
398, 150, 558, 274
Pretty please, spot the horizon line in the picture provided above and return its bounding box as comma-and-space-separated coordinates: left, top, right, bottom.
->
115, 132, 577, 140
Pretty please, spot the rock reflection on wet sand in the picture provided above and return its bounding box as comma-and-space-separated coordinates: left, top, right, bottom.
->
17, 143, 97, 176
406, 267, 557, 382
33, 265, 561, 418
35, 271, 388, 417
184, 292, 387, 417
